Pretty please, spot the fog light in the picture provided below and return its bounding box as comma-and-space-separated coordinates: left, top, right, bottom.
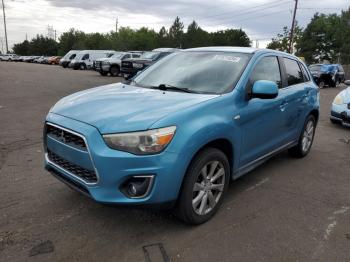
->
120, 175, 154, 198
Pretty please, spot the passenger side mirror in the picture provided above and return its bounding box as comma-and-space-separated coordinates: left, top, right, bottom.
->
251, 80, 278, 99
344, 80, 350, 86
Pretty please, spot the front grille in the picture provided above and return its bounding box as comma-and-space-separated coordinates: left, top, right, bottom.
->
46, 124, 87, 151
94, 61, 101, 70
47, 149, 97, 183
122, 61, 132, 68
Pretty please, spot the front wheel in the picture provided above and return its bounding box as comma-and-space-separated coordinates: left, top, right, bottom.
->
175, 148, 230, 224
289, 115, 316, 158
318, 80, 325, 89
110, 65, 120, 76
79, 63, 87, 70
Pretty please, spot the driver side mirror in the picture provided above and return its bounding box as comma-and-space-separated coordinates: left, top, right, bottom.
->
251, 80, 278, 99
344, 80, 350, 86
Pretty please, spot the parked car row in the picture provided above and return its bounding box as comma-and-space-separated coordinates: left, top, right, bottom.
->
0, 54, 62, 64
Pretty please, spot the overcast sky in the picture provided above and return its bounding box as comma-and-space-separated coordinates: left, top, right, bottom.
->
0, 0, 349, 52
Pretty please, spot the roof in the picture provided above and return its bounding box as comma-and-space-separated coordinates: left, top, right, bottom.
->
184, 46, 259, 53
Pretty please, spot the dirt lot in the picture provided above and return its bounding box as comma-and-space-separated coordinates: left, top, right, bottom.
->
0, 62, 350, 262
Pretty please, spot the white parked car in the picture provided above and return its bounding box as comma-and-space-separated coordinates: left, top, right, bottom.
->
0, 54, 17, 61
59, 50, 80, 68
68, 50, 115, 70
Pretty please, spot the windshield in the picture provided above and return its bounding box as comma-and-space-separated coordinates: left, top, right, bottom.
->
309, 65, 321, 71
133, 51, 251, 94
108, 52, 124, 59
141, 52, 159, 60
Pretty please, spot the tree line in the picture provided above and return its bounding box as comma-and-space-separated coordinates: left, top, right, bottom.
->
12, 17, 251, 56
267, 7, 350, 64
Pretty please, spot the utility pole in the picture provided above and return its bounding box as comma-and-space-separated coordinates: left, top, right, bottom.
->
289, 0, 298, 54
116, 18, 118, 32
54, 30, 57, 41
1, 0, 8, 53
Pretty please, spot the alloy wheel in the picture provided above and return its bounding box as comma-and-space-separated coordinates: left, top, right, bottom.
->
192, 161, 225, 215
302, 120, 314, 153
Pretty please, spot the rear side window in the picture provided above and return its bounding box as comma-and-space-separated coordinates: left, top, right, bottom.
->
284, 58, 303, 86
249, 56, 282, 88
299, 63, 310, 82
132, 54, 141, 58
123, 54, 131, 59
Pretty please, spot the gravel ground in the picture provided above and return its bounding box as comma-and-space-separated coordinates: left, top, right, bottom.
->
0, 62, 349, 262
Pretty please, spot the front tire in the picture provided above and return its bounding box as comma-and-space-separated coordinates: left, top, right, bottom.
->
318, 80, 325, 89
110, 65, 120, 76
289, 115, 316, 158
79, 63, 87, 70
175, 148, 230, 224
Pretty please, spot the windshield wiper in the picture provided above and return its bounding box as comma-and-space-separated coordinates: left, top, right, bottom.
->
151, 84, 197, 93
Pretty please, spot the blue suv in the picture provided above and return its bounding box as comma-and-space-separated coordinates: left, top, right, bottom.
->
44, 47, 319, 224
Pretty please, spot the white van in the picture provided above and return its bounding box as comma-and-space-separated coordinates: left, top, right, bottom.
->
69, 50, 115, 70
59, 50, 80, 68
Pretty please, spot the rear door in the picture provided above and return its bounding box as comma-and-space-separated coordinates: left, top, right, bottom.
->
278, 57, 310, 142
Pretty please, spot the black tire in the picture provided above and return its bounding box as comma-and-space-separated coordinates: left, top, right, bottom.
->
110, 65, 120, 77
79, 63, 87, 70
289, 115, 316, 158
318, 80, 325, 89
62, 63, 68, 68
99, 71, 108, 76
175, 147, 230, 225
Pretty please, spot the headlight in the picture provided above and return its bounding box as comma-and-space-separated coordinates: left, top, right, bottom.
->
103, 126, 176, 155
333, 94, 344, 105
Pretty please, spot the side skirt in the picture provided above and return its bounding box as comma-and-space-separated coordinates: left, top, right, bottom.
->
232, 140, 298, 180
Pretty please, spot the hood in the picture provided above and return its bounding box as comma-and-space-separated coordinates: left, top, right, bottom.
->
50, 83, 218, 134
124, 58, 153, 63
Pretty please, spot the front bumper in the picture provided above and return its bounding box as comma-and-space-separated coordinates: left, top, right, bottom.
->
330, 103, 350, 127
44, 113, 185, 206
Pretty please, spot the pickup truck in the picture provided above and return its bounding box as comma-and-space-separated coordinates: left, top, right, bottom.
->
94, 52, 142, 76
121, 48, 178, 79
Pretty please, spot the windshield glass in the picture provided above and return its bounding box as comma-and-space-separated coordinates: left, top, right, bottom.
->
141, 52, 159, 60
108, 52, 123, 58
133, 51, 251, 94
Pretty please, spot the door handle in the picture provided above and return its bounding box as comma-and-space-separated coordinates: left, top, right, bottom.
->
279, 100, 288, 111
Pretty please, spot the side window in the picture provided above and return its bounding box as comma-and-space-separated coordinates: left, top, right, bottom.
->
82, 54, 89, 60
283, 58, 303, 86
249, 56, 282, 88
69, 54, 76, 59
299, 63, 310, 82
338, 65, 344, 72
123, 54, 131, 59
132, 54, 141, 58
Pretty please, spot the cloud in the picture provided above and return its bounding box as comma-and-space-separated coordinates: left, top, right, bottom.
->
0, 0, 349, 52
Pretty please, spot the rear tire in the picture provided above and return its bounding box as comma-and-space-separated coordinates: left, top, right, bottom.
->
175, 148, 230, 225
289, 115, 316, 158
